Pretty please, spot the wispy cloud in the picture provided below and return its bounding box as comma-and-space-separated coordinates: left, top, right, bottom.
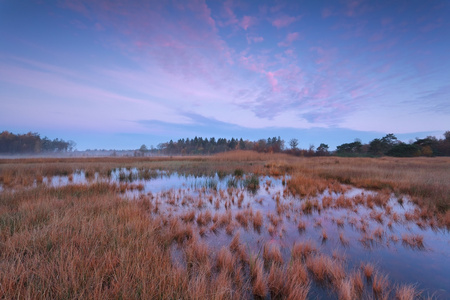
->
240, 15, 256, 30
278, 32, 301, 47
246, 35, 264, 44
271, 15, 301, 28
1, 0, 449, 148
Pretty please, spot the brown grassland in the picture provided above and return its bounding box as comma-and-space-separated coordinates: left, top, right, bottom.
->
0, 151, 449, 299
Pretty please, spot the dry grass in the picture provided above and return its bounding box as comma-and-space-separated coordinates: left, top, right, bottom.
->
352, 270, 364, 297
338, 277, 356, 300
216, 247, 235, 275
309, 156, 450, 225
362, 262, 375, 280
185, 239, 211, 273
339, 232, 349, 246
229, 231, 241, 253
291, 240, 317, 261
0, 186, 191, 298
395, 284, 419, 300
267, 262, 286, 297
287, 174, 328, 197
373, 227, 384, 240
181, 210, 196, 222
297, 220, 306, 232
252, 210, 263, 229
196, 210, 212, 226
401, 233, 424, 249
286, 261, 310, 300
372, 272, 390, 299
250, 257, 267, 297
263, 242, 283, 265
306, 254, 345, 284
0, 153, 447, 298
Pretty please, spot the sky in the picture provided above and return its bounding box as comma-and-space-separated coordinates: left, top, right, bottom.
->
0, 0, 449, 151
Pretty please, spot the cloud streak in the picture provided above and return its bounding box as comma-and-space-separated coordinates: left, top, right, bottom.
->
0, 0, 449, 149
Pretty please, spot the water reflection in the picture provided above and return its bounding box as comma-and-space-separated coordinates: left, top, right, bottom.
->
29, 169, 450, 297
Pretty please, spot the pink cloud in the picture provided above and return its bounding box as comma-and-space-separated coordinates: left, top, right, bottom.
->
61, 0, 236, 83
239, 54, 265, 73
222, 0, 239, 26
350, 89, 361, 99
94, 22, 104, 31
70, 19, 88, 29
62, 0, 89, 16
247, 36, 264, 44
187, 0, 216, 29
272, 15, 301, 28
344, 0, 369, 17
377, 63, 392, 73
370, 39, 397, 52
310, 46, 336, 66
322, 7, 334, 18
285, 49, 294, 55
270, 4, 284, 13
369, 32, 383, 42
266, 72, 279, 92
420, 18, 443, 32
240, 15, 256, 30
278, 32, 301, 47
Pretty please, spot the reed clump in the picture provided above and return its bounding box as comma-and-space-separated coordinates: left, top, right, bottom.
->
395, 284, 419, 300
291, 241, 317, 261
263, 242, 283, 265
401, 233, 424, 249
306, 254, 345, 284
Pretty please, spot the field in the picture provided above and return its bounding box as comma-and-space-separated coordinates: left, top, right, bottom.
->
0, 151, 449, 299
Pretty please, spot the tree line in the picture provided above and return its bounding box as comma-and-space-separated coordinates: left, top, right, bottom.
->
0, 131, 76, 154
140, 136, 325, 156
3, 130, 449, 157
140, 136, 285, 156
335, 132, 450, 157
143, 131, 450, 157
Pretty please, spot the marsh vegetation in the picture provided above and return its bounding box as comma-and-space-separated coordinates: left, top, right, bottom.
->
0, 151, 449, 299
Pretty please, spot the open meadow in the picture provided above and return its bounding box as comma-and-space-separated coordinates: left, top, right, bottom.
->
0, 151, 449, 299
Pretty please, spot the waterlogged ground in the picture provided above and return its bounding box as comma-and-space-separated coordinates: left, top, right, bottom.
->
7, 168, 450, 298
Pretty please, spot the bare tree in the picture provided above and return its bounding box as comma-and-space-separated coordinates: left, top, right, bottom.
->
289, 138, 299, 150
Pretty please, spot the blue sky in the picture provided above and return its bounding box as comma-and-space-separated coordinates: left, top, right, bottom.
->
0, 0, 449, 150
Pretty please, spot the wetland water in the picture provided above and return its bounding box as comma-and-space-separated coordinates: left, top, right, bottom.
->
21, 169, 450, 298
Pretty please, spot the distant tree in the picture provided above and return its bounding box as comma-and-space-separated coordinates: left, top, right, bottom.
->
336, 140, 362, 156
386, 143, 421, 157
139, 144, 148, 155
228, 138, 237, 150
381, 133, 397, 145
268, 136, 284, 152
316, 143, 329, 156
412, 136, 438, 156
157, 143, 166, 153
444, 131, 450, 141
289, 138, 299, 150
379, 133, 398, 153
68, 140, 76, 152
368, 138, 384, 156
255, 139, 267, 152
0, 131, 73, 154
239, 138, 246, 150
